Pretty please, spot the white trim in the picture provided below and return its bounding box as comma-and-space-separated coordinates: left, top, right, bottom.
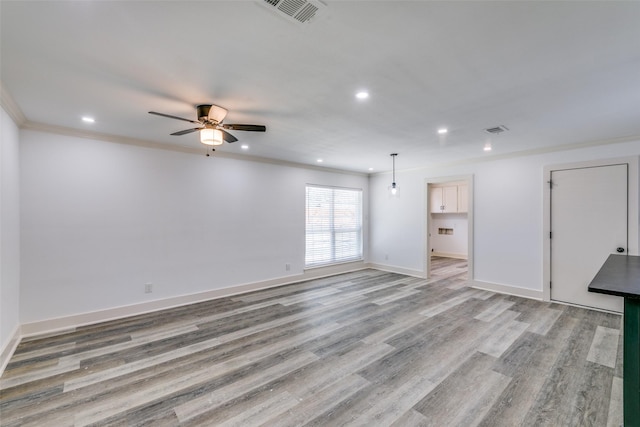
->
425, 175, 474, 280
15, 116, 640, 183
371, 134, 640, 176
0, 82, 27, 126
540, 298, 622, 315
20, 122, 366, 177
8, 265, 557, 364
18, 117, 640, 181
431, 252, 467, 260
304, 185, 364, 268
304, 258, 364, 271
367, 263, 425, 278
20, 261, 369, 338
0, 325, 22, 376
470, 280, 543, 301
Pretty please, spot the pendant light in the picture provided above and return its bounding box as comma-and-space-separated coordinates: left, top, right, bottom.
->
389, 153, 398, 196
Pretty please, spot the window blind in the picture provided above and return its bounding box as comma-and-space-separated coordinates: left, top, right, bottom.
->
305, 185, 363, 267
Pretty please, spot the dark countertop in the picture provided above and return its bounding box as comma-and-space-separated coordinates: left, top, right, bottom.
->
588, 254, 640, 299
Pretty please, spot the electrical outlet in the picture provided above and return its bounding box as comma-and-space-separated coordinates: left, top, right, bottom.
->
144, 283, 153, 293
285, 263, 291, 271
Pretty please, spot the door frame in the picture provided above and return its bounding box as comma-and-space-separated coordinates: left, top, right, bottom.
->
425, 174, 474, 280
542, 156, 639, 303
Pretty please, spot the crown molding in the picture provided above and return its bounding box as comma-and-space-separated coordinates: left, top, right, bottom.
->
0, 82, 27, 126
371, 133, 640, 176
21, 121, 367, 177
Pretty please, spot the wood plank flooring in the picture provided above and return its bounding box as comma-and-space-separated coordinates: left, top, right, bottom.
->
0, 257, 623, 426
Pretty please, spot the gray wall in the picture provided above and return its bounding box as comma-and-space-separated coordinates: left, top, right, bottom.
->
1, 107, 21, 354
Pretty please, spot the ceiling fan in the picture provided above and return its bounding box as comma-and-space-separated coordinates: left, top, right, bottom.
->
148, 104, 266, 146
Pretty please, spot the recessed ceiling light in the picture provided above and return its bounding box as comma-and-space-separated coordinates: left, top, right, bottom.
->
437, 128, 448, 135
241, 144, 249, 150
484, 143, 492, 152
317, 159, 323, 163
82, 116, 95, 123
368, 167, 374, 171
355, 91, 369, 100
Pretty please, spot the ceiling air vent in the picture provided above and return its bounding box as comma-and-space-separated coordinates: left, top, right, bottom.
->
484, 125, 509, 135
260, 0, 326, 25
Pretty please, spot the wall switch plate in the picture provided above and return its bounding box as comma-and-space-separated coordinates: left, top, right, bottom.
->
144, 283, 153, 293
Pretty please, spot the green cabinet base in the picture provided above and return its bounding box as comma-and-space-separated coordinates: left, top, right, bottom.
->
624, 298, 640, 426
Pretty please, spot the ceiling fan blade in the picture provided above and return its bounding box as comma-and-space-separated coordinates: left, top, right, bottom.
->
171, 128, 202, 136
149, 111, 200, 124
222, 124, 266, 132
220, 129, 238, 143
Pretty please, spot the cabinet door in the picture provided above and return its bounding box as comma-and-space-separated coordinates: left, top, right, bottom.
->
457, 184, 468, 213
442, 186, 458, 213
430, 187, 443, 213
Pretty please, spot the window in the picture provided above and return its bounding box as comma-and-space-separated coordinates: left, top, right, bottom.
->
305, 185, 363, 267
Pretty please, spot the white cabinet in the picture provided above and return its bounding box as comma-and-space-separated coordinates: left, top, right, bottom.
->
431, 186, 458, 213
457, 184, 468, 213
431, 184, 467, 213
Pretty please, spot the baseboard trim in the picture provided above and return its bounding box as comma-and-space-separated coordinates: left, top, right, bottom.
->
547, 298, 622, 315
367, 263, 425, 279
20, 262, 369, 338
14, 267, 544, 347
0, 325, 22, 376
471, 279, 543, 300
432, 252, 467, 260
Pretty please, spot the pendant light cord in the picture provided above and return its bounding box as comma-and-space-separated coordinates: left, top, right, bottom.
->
391, 153, 398, 185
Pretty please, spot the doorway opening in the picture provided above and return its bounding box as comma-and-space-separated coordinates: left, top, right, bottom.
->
426, 176, 473, 281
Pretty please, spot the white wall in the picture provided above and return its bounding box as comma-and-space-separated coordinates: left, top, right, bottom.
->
1, 107, 21, 356
430, 214, 468, 257
19, 130, 369, 324
370, 140, 640, 293
13, 126, 640, 329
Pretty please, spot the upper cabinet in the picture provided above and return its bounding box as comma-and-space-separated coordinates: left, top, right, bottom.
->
431, 186, 458, 213
431, 184, 468, 213
457, 184, 468, 213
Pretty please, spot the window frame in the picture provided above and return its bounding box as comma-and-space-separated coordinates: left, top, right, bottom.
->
304, 184, 363, 268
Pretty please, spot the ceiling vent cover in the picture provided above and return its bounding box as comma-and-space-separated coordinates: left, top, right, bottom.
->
484, 125, 509, 135
260, 0, 326, 25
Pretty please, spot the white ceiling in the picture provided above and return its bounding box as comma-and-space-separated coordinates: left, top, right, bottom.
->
2, 1, 640, 173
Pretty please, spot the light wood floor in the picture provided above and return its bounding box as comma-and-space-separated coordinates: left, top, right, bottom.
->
0, 257, 623, 426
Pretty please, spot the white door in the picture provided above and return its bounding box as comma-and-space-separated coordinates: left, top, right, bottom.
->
550, 164, 627, 312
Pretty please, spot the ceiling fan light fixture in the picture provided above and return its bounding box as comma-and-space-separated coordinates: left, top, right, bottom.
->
200, 128, 224, 146
149, 105, 265, 146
